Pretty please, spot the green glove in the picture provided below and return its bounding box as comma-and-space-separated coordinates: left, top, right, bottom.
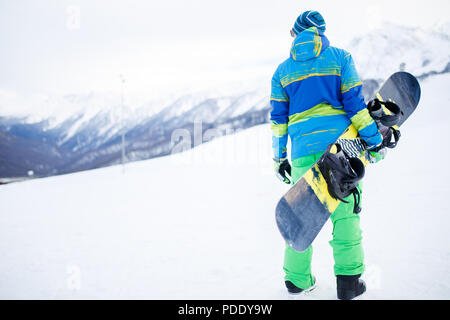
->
368, 148, 387, 163
274, 158, 292, 184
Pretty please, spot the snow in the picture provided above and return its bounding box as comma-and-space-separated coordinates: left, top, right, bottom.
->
1, 74, 450, 299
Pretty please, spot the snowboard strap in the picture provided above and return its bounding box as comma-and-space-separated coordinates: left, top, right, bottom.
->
318, 144, 364, 214
376, 126, 401, 150
368, 99, 402, 150
351, 189, 362, 214
368, 99, 402, 127
385, 127, 401, 149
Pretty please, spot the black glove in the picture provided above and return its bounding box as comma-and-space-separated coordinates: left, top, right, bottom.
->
274, 158, 292, 184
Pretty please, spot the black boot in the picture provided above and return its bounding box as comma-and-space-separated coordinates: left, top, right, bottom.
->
285, 277, 316, 294
336, 274, 366, 300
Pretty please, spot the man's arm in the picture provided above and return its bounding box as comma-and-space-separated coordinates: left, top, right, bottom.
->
340, 53, 383, 149
270, 68, 290, 160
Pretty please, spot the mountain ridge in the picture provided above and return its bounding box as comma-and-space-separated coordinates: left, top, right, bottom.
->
1, 23, 448, 180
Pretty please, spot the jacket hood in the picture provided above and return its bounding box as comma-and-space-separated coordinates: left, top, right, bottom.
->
290, 27, 330, 61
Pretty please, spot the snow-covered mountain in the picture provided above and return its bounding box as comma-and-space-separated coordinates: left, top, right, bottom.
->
0, 73, 449, 299
0, 88, 270, 179
1, 23, 449, 180
349, 22, 450, 81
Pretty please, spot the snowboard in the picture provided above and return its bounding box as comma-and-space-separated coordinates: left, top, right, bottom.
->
275, 72, 421, 252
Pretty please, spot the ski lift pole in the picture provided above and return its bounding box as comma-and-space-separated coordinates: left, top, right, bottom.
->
119, 74, 126, 173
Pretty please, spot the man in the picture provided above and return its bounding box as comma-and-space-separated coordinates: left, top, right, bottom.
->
270, 10, 385, 300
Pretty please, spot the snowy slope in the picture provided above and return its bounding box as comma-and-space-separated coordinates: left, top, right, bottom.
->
0, 74, 449, 299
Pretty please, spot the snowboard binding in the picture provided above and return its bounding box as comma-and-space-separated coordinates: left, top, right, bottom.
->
318, 144, 365, 214
368, 99, 403, 149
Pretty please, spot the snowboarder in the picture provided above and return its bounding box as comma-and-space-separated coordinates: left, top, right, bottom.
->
270, 10, 386, 300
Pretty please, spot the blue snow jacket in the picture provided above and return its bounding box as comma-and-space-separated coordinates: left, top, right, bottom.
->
270, 27, 382, 161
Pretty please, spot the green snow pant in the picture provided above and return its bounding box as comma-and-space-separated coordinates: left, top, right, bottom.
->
283, 153, 364, 289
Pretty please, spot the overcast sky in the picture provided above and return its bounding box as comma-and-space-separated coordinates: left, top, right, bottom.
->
0, 0, 449, 100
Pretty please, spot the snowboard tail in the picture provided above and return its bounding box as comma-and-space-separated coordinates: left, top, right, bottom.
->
276, 165, 340, 251
276, 125, 361, 251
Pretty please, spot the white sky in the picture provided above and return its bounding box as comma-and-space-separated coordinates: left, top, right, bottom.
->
0, 0, 449, 101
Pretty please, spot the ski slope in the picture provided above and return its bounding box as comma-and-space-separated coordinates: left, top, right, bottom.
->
0, 74, 449, 299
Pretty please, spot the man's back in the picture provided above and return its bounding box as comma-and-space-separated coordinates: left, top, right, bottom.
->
270, 26, 382, 160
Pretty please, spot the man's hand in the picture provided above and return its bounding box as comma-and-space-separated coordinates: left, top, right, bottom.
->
274, 158, 292, 184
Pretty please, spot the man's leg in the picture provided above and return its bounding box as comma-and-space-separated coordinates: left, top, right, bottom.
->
329, 184, 364, 276
284, 244, 314, 289
329, 184, 366, 299
283, 153, 322, 290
